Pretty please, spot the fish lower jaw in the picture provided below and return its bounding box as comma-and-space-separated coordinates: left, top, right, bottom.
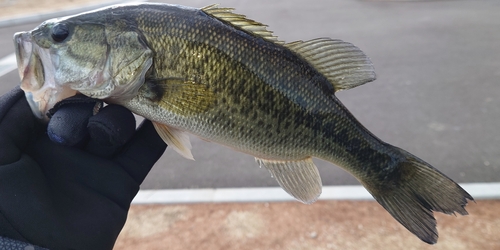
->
23, 84, 78, 121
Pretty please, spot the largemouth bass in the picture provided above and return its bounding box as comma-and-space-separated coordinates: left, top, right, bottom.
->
13, 3, 472, 244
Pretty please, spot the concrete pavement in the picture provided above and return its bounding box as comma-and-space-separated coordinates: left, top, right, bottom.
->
115, 200, 500, 250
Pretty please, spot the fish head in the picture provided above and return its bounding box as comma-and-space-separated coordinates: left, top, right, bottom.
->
13, 9, 153, 120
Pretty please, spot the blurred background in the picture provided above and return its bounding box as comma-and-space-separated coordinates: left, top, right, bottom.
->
0, 0, 499, 249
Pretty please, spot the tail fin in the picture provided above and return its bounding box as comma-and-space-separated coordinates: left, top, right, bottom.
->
361, 149, 473, 244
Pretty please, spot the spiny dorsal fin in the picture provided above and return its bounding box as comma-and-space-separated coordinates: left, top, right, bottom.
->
201, 4, 284, 45
286, 38, 376, 92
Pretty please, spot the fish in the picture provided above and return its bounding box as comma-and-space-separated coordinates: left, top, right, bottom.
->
13, 3, 473, 244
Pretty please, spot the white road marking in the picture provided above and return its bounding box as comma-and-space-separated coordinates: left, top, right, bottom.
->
132, 182, 499, 204
0, 53, 16, 77
0, 0, 147, 28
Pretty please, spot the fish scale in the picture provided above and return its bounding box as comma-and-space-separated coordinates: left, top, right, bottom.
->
137, 11, 341, 157
13, 3, 472, 244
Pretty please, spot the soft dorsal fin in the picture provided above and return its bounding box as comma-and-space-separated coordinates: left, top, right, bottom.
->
201, 4, 284, 45
286, 38, 376, 92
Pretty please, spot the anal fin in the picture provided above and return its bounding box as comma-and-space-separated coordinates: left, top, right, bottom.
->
256, 157, 322, 204
153, 122, 194, 160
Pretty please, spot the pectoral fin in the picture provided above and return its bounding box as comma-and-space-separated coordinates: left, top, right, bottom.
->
147, 78, 216, 116
153, 122, 194, 160
256, 157, 322, 204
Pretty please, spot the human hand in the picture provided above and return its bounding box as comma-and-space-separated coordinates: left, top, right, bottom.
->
0, 87, 167, 249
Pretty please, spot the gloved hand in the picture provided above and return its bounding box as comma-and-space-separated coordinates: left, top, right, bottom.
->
0, 87, 167, 249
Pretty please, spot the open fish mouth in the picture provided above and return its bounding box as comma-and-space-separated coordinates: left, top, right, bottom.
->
14, 31, 77, 121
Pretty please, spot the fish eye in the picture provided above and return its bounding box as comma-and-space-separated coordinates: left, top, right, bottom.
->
51, 23, 70, 43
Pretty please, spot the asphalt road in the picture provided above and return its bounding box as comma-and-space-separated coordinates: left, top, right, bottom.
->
0, 0, 499, 190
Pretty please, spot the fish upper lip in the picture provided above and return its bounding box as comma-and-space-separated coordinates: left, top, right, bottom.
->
14, 32, 32, 82
13, 31, 48, 120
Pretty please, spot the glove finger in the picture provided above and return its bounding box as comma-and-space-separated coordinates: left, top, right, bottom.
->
113, 120, 167, 184
46, 95, 101, 146
0, 87, 25, 120
85, 104, 136, 157
0, 87, 42, 165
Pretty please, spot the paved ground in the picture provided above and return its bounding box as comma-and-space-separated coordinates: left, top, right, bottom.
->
1, 0, 499, 249
115, 200, 500, 250
0, 0, 104, 19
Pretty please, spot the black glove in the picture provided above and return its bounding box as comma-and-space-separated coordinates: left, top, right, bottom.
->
0, 87, 167, 249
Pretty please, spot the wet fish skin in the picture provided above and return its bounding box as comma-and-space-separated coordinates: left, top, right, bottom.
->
123, 5, 375, 161
13, 3, 473, 244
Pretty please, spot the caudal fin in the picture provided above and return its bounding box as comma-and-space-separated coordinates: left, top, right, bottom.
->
361, 150, 473, 244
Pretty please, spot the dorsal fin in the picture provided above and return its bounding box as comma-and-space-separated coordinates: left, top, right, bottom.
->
286, 38, 376, 92
201, 4, 284, 45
